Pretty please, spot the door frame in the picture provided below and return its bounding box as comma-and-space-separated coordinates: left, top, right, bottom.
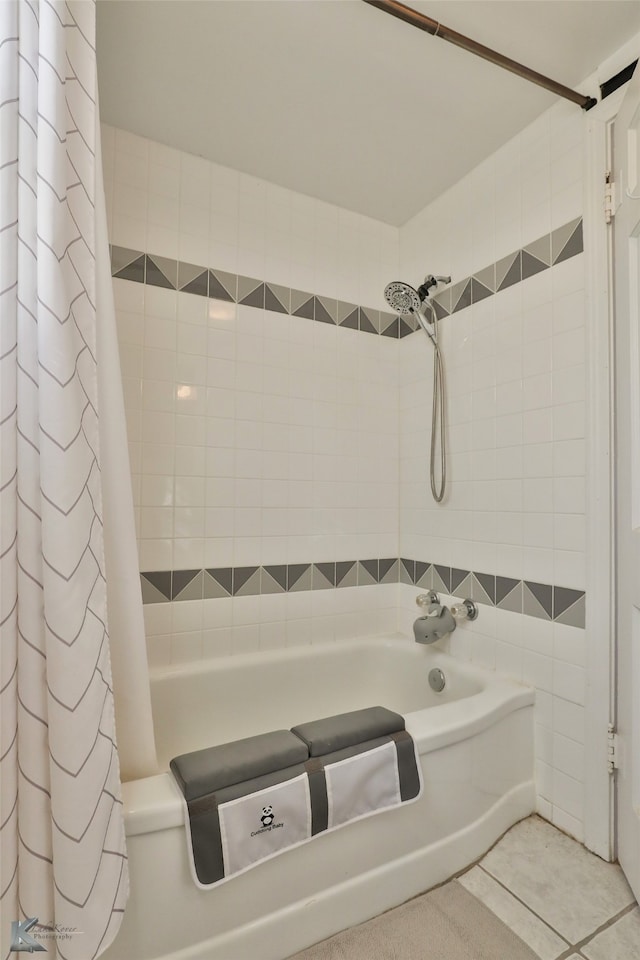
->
583, 84, 628, 860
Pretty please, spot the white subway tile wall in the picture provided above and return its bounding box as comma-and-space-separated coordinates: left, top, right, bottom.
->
105, 94, 587, 839
398, 97, 587, 839
104, 123, 402, 668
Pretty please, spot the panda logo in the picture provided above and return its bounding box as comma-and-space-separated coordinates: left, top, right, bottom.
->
260, 805, 274, 827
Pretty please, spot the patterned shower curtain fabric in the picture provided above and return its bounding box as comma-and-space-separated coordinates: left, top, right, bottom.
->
0, 2, 128, 957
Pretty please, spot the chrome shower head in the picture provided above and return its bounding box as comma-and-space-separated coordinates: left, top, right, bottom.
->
384, 276, 452, 317
384, 281, 422, 316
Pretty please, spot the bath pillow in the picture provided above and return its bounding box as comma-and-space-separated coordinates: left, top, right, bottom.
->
171, 729, 309, 800
291, 706, 404, 757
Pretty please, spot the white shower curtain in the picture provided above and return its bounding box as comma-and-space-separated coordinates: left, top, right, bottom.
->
0, 2, 155, 956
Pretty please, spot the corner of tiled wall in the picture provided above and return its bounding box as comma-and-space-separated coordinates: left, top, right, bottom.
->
397, 101, 588, 841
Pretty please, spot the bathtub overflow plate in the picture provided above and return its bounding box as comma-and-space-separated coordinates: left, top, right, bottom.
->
428, 667, 446, 693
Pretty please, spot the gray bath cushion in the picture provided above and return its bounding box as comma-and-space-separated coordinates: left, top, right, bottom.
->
171, 729, 309, 800
291, 706, 405, 757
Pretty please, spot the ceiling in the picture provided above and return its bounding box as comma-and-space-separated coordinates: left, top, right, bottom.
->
96, 0, 640, 226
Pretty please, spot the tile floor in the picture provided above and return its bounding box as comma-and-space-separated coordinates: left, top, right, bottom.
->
457, 815, 640, 960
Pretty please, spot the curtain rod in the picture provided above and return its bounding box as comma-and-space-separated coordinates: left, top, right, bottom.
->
363, 0, 597, 111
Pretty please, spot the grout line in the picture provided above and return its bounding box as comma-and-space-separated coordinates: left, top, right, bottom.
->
478, 858, 637, 959
564, 900, 638, 958
476, 863, 572, 954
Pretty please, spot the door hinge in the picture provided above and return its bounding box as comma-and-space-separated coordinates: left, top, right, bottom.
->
605, 174, 616, 223
607, 723, 620, 772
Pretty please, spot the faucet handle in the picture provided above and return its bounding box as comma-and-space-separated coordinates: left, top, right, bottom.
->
416, 591, 439, 608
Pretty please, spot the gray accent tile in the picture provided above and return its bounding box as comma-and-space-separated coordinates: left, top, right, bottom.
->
450, 567, 470, 594
171, 569, 203, 600
204, 567, 233, 598
521, 249, 548, 281
336, 561, 357, 588
526, 580, 553, 618
288, 563, 312, 592
415, 561, 432, 589
553, 586, 585, 620
313, 562, 336, 589
470, 277, 493, 304
111, 245, 142, 276
315, 296, 337, 324
178, 262, 208, 296
496, 251, 522, 291
399, 318, 415, 338
145, 254, 177, 290
358, 560, 378, 585
523, 582, 552, 621
432, 287, 452, 317
238, 277, 265, 308
359, 308, 378, 334
524, 233, 552, 266
233, 566, 261, 596
142, 570, 172, 600
261, 565, 287, 593
338, 302, 359, 329
140, 573, 170, 604
497, 580, 523, 614
495, 576, 520, 606
400, 558, 415, 585
555, 594, 586, 629
379, 558, 399, 584
473, 572, 496, 605
474, 264, 496, 293
291, 290, 315, 319
381, 318, 400, 339
455, 573, 474, 600
551, 217, 582, 264
209, 270, 237, 302
451, 279, 472, 313
114, 253, 145, 284
554, 219, 583, 265
433, 564, 451, 592
264, 283, 290, 314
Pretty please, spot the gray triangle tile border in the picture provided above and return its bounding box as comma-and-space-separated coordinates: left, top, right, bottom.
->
358, 560, 379, 585
265, 283, 290, 314
336, 561, 357, 588
146, 254, 177, 290
113, 219, 585, 351
140, 561, 586, 631
555, 594, 586, 628
415, 562, 432, 589
288, 564, 312, 592
551, 217, 582, 264
400, 558, 415, 585
140, 573, 170, 604
114, 253, 146, 284
261, 565, 287, 594
523, 582, 552, 621
171, 568, 203, 600
111, 245, 143, 275
234, 566, 261, 596
209, 270, 237, 303
313, 563, 336, 589
204, 568, 233, 598
497, 581, 523, 614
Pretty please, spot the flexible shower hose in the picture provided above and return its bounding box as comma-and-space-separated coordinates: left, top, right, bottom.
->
430, 326, 446, 502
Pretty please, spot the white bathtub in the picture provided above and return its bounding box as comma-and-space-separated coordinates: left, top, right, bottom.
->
104, 635, 535, 960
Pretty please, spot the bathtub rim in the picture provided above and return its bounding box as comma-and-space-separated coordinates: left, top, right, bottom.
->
123, 635, 534, 838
